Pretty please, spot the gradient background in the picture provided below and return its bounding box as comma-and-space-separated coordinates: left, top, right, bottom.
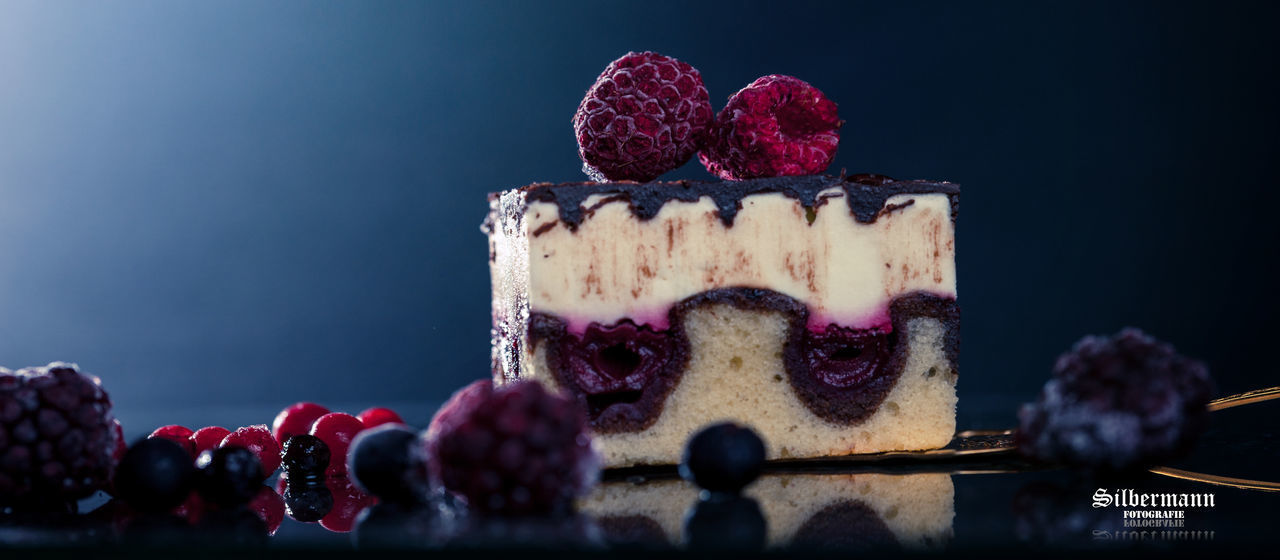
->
2, 1, 1277, 433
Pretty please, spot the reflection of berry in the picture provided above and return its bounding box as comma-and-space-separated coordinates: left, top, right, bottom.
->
349, 424, 418, 503
148, 425, 196, 457
574, 51, 713, 182
319, 476, 377, 533
423, 380, 598, 515
190, 426, 230, 457
0, 362, 119, 504
1017, 328, 1214, 471
113, 438, 197, 512
248, 485, 285, 535
281, 434, 330, 479
357, 407, 404, 429
310, 412, 365, 476
221, 425, 280, 475
196, 446, 264, 507
684, 494, 766, 552
272, 402, 330, 445
680, 423, 765, 494
284, 480, 334, 522
700, 75, 841, 180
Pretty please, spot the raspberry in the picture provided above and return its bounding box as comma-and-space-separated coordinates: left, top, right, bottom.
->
1016, 328, 1214, 472
356, 407, 404, 430
574, 51, 713, 182
190, 426, 230, 457
272, 402, 330, 445
699, 75, 841, 180
0, 362, 119, 505
309, 412, 365, 477
221, 425, 281, 476
148, 425, 196, 457
421, 380, 599, 516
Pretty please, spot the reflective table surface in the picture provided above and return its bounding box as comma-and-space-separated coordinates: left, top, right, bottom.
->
2, 392, 1275, 555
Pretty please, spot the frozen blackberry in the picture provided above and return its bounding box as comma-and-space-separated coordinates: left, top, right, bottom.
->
422, 380, 599, 516
1017, 328, 1214, 472
0, 362, 119, 505
280, 434, 330, 479
348, 424, 418, 503
680, 422, 766, 494
113, 437, 197, 512
195, 446, 264, 508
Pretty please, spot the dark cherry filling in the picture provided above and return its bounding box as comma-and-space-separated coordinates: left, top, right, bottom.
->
553, 320, 680, 430
803, 325, 892, 389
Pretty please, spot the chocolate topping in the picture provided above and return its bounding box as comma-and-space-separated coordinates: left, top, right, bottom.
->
509, 174, 959, 230
529, 288, 959, 432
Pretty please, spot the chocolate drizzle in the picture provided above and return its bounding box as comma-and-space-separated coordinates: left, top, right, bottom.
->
528, 288, 959, 432
514, 174, 959, 230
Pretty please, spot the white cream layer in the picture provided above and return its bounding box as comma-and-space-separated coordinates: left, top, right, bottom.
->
519, 188, 956, 332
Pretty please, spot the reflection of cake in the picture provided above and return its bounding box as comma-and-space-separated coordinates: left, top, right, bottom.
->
486, 174, 959, 467
581, 473, 955, 550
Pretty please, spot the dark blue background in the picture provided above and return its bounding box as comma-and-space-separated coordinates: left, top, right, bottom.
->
2, 1, 1277, 431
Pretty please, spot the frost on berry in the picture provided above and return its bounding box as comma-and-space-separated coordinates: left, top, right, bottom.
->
700, 74, 841, 180
1016, 328, 1214, 472
422, 380, 599, 516
574, 51, 713, 182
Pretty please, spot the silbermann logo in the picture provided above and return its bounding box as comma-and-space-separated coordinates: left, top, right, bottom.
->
1091, 488, 1216, 541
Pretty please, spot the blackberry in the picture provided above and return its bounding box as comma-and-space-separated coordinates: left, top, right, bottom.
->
113, 438, 197, 512
280, 434, 330, 479
680, 423, 766, 494
0, 362, 119, 505
422, 380, 599, 516
195, 446, 264, 508
1016, 328, 1214, 471
348, 424, 418, 503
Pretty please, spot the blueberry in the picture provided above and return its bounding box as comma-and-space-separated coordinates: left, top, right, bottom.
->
113, 437, 196, 512
195, 446, 263, 507
679, 423, 765, 494
283, 481, 333, 522
348, 424, 418, 503
280, 434, 330, 479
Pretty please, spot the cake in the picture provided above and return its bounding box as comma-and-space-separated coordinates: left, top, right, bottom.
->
582, 472, 955, 550
485, 173, 959, 467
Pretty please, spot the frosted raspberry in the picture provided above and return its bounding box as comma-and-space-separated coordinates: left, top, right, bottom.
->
420, 380, 599, 516
699, 75, 841, 179
574, 51, 713, 182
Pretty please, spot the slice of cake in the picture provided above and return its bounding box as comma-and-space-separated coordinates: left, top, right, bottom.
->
582, 473, 955, 550
485, 173, 959, 467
